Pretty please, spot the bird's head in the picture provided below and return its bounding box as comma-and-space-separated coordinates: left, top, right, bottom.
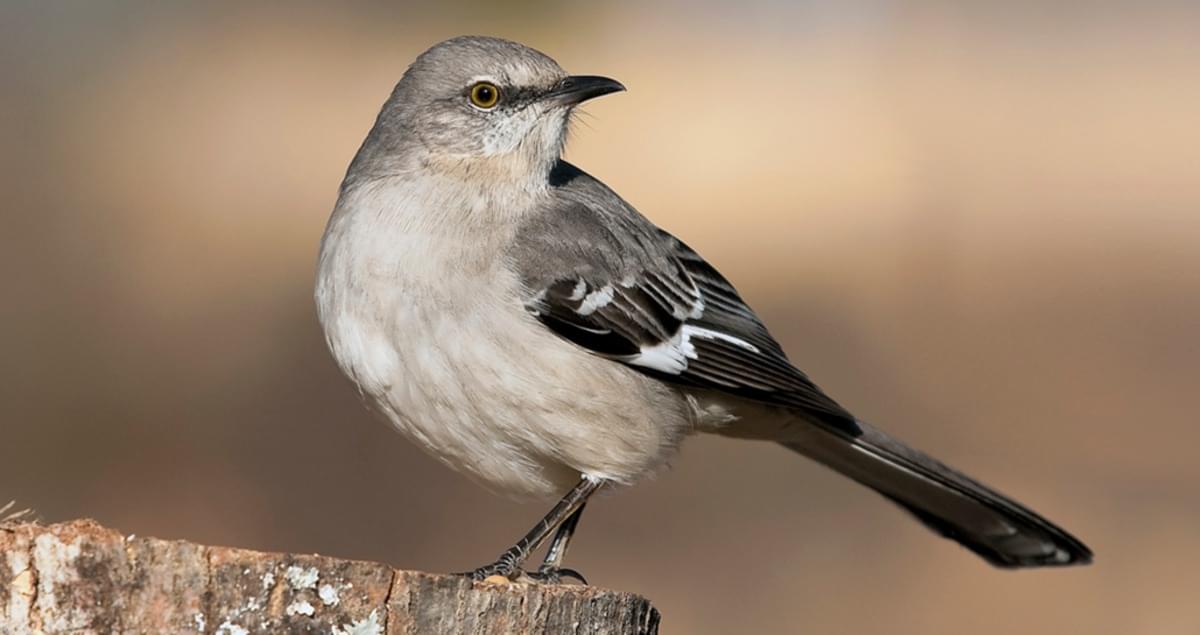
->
357, 36, 624, 187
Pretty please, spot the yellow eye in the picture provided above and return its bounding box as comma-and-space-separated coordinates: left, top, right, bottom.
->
469, 82, 501, 109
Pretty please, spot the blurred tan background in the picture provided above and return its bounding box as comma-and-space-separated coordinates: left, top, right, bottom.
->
2, 1, 1198, 633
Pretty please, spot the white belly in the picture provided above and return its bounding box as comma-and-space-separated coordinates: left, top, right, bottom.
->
316, 209, 693, 499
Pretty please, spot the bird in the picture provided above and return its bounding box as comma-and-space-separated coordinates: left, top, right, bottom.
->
315, 35, 1092, 583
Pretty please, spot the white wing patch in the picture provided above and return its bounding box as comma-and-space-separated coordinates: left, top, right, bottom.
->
630, 329, 696, 374
567, 279, 587, 301
628, 324, 759, 375
577, 284, 615, 316
684, 325, 760, 352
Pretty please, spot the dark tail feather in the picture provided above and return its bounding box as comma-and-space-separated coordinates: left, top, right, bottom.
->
781, 419, 1092, 567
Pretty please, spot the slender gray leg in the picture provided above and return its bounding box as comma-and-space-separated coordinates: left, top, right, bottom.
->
540, 504, 585, 570
469, 477, 603, 581
534, 504, 588, 583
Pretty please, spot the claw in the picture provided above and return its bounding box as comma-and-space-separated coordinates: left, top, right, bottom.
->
556, 567, 588, 584
528, 565, 588, 585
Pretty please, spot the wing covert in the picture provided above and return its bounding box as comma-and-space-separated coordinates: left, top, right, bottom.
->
515, 161, 859, 433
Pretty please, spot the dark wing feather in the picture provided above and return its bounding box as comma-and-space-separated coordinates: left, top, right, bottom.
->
537, 281, 642, 358
515, 171, 857, 433
665, 235, 857, 422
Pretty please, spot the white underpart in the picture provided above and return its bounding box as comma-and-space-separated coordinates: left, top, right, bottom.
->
316, 179, 695, 499
630, 324, 758, 375
576, 284, 614, 316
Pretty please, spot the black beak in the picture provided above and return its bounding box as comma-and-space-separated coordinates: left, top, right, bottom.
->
545, 75, 626, 107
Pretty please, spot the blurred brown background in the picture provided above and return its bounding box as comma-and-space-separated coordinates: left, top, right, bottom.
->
2, 1, 1198, 633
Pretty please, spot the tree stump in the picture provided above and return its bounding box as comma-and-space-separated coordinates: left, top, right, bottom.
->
0, 519, 660, 634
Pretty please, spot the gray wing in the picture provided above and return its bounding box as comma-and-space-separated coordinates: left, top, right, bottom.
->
515, 164, 1093, 569
513, 162, 858, 434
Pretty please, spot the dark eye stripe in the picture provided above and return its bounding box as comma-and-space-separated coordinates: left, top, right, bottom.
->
463, 84, 559, 111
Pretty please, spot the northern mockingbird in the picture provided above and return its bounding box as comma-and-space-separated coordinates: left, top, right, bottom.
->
316, 35, 1091, 582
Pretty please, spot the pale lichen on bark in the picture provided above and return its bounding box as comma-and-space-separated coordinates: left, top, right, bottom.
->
0, 519, 659, 634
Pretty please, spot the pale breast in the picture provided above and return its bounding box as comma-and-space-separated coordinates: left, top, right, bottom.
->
316, 196, 695, 499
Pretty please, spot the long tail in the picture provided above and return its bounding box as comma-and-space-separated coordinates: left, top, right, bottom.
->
780, 419, 1092, 567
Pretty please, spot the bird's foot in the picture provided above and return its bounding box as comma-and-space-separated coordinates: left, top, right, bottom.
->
524, 564, 587, 585
460, 562, 587, 585
460, 560, 517, 583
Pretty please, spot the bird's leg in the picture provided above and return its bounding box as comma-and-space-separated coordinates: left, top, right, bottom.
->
467, 477, 602, 582
527, 504, 588, 584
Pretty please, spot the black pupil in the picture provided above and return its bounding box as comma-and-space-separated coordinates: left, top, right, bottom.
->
476, 86, 493, 102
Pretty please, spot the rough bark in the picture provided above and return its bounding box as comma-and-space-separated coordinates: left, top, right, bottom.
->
0, 519, 660, 634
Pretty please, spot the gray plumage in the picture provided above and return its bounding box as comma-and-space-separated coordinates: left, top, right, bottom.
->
512, 161, 858, 428
316, 35, 1091, 576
